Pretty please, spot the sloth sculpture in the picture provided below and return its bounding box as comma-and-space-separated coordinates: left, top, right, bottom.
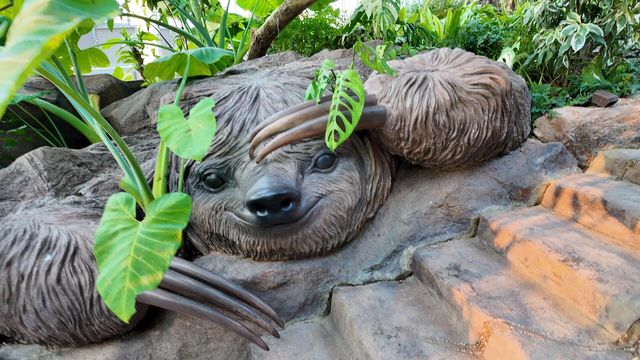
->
0, 48, 530, 349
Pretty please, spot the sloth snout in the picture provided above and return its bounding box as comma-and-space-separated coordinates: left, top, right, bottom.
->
245, 179, 302, 226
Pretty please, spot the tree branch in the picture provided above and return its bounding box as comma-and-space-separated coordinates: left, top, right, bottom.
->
247, 0, 316, 60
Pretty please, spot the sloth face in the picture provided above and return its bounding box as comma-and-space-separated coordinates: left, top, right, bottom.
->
172, 70, 394, 260
184, 134, 393, 260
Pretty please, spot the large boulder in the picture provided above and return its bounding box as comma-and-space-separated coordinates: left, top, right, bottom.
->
533, 98, 640, 168
0, 139, 579, 359
0, 75, 142, 167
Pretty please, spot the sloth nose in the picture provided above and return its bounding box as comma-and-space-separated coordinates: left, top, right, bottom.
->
245, 182, 301, 226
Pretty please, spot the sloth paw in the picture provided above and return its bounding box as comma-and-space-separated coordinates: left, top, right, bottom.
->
249, 94, 387, 162
137, 258, 283, 351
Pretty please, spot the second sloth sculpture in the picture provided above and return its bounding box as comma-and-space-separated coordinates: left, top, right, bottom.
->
0, 48, 530, 349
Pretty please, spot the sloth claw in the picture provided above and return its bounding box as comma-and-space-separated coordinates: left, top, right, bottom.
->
136, 259, 282, 351
250, 95, 386, 163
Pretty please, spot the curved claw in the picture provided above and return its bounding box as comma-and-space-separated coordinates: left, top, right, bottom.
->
160, 270, 280, 338
254, 106, 388, 163
170, 258, 284, 328
137, 289, 270, 351
249, 94, 334, 140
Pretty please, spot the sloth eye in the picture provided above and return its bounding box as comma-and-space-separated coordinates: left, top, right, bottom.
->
203, 173, 225, 191
313, 153, 337, 170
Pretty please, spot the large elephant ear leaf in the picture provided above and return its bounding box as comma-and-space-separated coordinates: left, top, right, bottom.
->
325, 69, 365, 151
157, 97, 217, 162
0, 0, 119, 118
94, 192, 192, 323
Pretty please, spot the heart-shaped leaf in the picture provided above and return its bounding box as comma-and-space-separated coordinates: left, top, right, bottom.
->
94, 192, 192, 323
157, 97, 217, 162
0, 0, 119, 118
144, 47, 234, 82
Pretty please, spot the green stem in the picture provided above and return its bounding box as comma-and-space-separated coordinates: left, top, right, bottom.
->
178, 158, 185, 193
39, 104, 67, 147
167, 0, 214, 47
37, 66, 154, 209
65, 40, 90, 101
8, 108, 59, 147
92, 41, 176, 53
15, 104, 63, 147
152, 55, 192, 198
121, 13, 206, 48
28, 98, 100, 143
234, 4, 256, 65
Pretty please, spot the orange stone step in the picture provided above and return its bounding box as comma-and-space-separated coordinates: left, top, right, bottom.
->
587, 149, 640, 186
541, 174, 640, 251
478, 207, 640, 339
412, 239, 630, 359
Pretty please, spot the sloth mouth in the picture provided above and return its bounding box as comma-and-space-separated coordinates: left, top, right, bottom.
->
228, 197, 323, 231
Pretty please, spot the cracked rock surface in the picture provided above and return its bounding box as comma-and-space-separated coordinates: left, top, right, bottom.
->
0, 139, 578, 359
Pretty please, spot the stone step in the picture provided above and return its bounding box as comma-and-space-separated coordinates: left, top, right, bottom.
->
587, 149, 640, 186
251, 317, 353, 360
331, 278, 477, 360
478, 207, 640, 339
412, 239, 630, 359
542, 173, 640, 250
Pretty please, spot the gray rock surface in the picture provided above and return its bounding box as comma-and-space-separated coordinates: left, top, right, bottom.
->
534, 98, 640, 167
194, 139, 578, 322
0, 139, 578, 359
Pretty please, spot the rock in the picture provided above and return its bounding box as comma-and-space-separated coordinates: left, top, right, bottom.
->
0, 75, 142, 168
194, 140, 578, 323
591, 90, 619, 107
0, 311, 251, 360
478, 206, 640, 338
0, 137, 577, 359
587, 149, 640, 186
542, 173, 640, 248
533, 98, 640, 167
252, 318, 353, 360
331, 278, 473, 359
413, 239, 632, 359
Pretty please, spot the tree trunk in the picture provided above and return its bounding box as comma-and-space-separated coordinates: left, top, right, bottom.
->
247, 0, 316, 60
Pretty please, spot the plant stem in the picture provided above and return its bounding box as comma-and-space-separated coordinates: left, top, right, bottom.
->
37, 66, 154, 209
28, 98, 100, 143
153, 55, 192, 198
121, 13, 207, 48
65, 40, 90, 102
93, 41, 176, 53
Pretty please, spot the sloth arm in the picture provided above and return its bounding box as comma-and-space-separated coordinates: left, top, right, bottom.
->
250, 48, 531, 169
0, 150, 282, 348
0, 204, 282, 348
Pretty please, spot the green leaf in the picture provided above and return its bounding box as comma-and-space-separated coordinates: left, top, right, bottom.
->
94, 192, 192, 323
157, 98, 217, 162
571, 32, 586, 51
354, 41, 396, 75
305, 59, 335, 103
309, 0, 336, 11
0, 0, 119, 119
144, 47, 233, 81
325, 69, 365, 151
236, 0, 282, 17
586, 23, 604, 37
